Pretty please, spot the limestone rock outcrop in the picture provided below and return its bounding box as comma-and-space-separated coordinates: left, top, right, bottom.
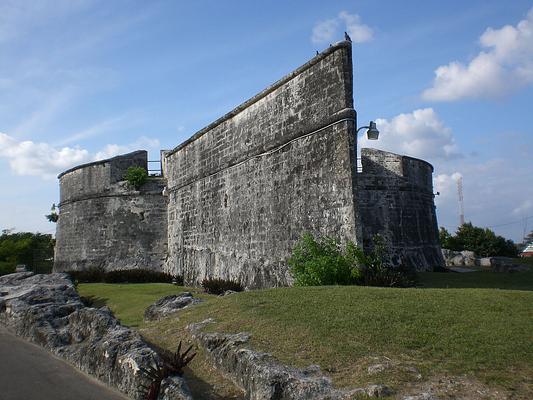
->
144, 292, 201, 322
0, 272, 192, 400
187, 319, 391, 400
441, 249, 477, 267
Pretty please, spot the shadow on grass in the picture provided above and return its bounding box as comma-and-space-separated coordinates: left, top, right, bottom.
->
419, 269, 533, 291
183, 367, 244, 400
141, 337, 244, 400
80, 295, 109, 308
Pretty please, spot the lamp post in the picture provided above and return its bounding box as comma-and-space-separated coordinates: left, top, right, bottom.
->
356, 121, 379, 140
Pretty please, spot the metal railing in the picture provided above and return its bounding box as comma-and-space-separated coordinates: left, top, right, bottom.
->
147, 160, 162, 176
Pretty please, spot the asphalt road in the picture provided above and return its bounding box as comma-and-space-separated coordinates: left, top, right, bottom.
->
0, 326, 130, 400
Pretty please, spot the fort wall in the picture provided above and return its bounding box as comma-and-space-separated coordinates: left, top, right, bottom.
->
54, 151, 168, 272
358, 148, 444, 270
162, 42, 360, 287
54, 41, 445, 284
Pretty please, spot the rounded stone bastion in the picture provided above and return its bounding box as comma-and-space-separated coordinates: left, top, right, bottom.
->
53, 150, 168, 272
358, 148, 445, 270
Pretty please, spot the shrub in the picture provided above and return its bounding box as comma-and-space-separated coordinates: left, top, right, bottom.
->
124, 166, 148, 189
288, 233, 362, 286
104, 269, 177, 284
67, 267, 179, 284
357, 235, 417, 288
201, 277, 243, 295
288, 233, 416, 288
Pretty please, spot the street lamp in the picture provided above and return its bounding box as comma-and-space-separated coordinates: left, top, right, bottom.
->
356, 121, 379, 140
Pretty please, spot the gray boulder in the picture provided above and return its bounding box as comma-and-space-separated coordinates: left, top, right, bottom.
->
441, 249, 476, 267
0, 272, 192, 400
159, 376, 192, 400
478, 257, 528, 272
441, 249, 528, 273
144, 292, 202, 322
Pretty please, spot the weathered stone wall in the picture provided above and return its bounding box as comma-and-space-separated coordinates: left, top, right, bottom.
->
54, 151, 168, 272
358, 148, 444, 270
53, 41, 444, 282
163, 41, 359, 288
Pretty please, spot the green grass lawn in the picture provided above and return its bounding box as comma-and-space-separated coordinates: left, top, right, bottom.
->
78, 283, 209, 327
78, 268, 533, 398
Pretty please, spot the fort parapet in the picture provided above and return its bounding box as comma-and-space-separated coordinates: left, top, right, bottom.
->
54, 41, 444, 286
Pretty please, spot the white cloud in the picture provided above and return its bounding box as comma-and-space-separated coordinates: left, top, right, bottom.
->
428, 155, 533, 240
312, 11, 373, 44
0, 132, 159, 180
311, 18, 339, 44
94, 137, 160, 160
359, 108, 461, 161
0, 132, 90, 179
338, 11, 373, 43
423, 7, 533, 101
434, 172, 462, 207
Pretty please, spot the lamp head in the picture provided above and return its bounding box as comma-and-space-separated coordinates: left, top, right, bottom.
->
366, 121, 379, 140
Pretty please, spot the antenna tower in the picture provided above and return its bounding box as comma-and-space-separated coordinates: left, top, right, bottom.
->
457, 177, 465, 226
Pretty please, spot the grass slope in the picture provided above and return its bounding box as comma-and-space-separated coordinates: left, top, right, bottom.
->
78, 283, 207, 327
78, 269, 533, 397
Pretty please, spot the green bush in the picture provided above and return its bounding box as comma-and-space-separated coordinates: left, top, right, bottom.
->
288, 233, 362, 286
288, 233, 415, 287
201, 278, 244, 295
124, 166, 148, 189
67, 267, 179, 284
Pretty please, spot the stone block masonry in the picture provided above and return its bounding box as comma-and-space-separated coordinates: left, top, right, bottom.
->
54, 40, 444, 285
163, 41, 361, 287
358, 148, 444, 269
54, 151, 168, 272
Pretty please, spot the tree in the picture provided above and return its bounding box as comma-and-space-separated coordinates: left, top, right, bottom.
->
439, 227, 453, 249
439, 222, 517, 257
45, 203, 59, 223
0, 231, 54, 275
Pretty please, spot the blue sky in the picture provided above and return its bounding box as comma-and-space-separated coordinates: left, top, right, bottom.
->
1, 0, 532, 242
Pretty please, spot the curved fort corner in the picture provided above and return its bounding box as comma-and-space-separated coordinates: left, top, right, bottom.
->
358, 148, 445, 270
53, 151, 168, 272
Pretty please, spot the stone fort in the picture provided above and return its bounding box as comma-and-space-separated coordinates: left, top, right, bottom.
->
53, 41, 444, 288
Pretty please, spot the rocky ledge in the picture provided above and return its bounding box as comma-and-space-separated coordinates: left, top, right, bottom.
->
187, 319, 392, 400
0, 272, 192, 400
